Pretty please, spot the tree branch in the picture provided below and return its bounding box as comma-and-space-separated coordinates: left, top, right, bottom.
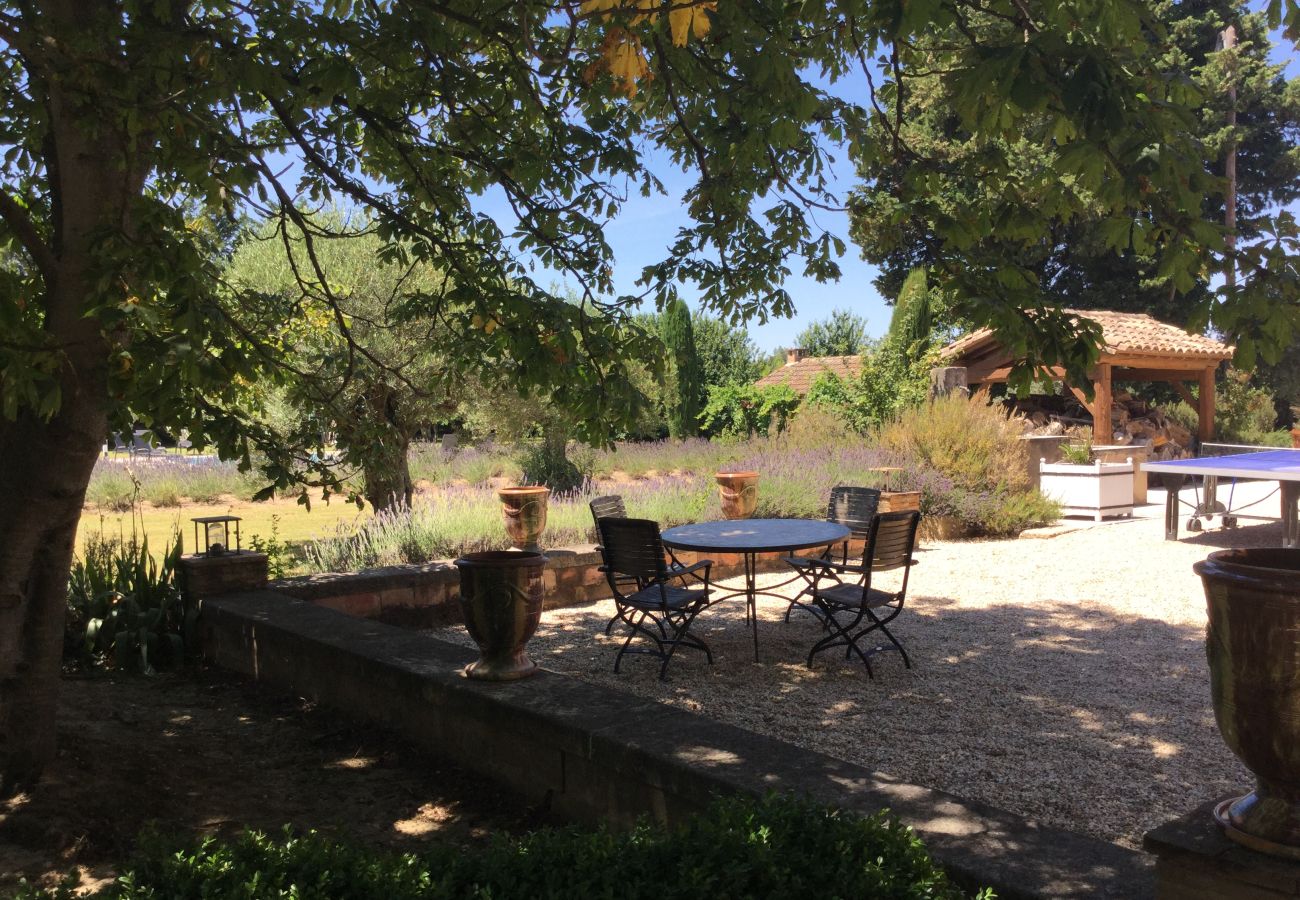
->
0, 190, 55, 282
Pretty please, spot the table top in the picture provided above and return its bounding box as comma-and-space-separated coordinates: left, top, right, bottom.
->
1142, 449, 1300, 481
661, 518, 851, 553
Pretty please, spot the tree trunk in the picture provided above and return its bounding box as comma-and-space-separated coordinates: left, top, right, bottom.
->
0, 397, 106, 796
363, 436, 414, 512
0, 0, 146, 791
360, 385, 413, 513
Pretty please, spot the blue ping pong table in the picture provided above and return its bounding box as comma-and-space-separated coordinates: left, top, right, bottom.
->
1142, 447, 1300, 547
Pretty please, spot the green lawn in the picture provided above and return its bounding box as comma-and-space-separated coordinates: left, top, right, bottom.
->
79, 497, 371, 558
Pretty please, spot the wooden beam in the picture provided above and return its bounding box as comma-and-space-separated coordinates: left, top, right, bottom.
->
1198, 367, 1216, 441
1172, 382, 1198, 408
1102, 353, 1232, 369
971, 365, 1067, 384
1112, 367, 1221, 383
1094, 363, 1113, 441
1067, 385, 1096, 421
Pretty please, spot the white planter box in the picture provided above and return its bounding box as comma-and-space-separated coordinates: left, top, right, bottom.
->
1039, 459, 1135, 521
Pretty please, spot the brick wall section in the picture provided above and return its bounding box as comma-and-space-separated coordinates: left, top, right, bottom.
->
179, 552, 269, 601
270, 540, 870, 628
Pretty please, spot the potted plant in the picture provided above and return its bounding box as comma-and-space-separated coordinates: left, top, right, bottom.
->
454, 549, 548, 681
1196, 548, 1300, 857
497, 485, 550, 552
1037, 438, 1134, 521
716, 471, 759, 519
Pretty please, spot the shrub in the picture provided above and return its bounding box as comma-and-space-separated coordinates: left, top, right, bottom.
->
517, 439, 586, 492
65, 531, 187, 673
700, 383, 801, 438
805, 341, 932, 433
18, 795, 987, 899
876, 394, 1031, 494
85, 465, 138, 511
1161, 368, 1280, 446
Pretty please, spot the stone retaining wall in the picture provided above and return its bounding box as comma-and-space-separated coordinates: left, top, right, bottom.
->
201, 590, 1155, 900
270, 542, 866, 628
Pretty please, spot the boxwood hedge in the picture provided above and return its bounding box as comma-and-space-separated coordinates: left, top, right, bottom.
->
20, 795, 992, 899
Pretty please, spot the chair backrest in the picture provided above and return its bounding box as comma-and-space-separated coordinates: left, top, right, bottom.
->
826, 486, 881, 537
589, 495, 627, 529
866, 510, 921, 572
131, 431, 152, 452
596, 517, 668, 582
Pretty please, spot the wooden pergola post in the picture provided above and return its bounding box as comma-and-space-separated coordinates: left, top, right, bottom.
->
1198, 366, 1216, 441
1094, 363, 1113, 443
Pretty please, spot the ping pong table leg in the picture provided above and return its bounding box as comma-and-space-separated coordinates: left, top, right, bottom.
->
1165, 482, 1179, 541
1282, 481, 1299, 549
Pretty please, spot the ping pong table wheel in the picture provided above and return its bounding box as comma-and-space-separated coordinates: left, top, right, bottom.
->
1223, 516, 1238, 528
1188, 518, 1203, 532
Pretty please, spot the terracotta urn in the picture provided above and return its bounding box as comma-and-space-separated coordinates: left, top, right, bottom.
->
1195, 548, 1300, 859
497, 486, 550, 552
454, 550, 548, 681
716, 471, 759, 520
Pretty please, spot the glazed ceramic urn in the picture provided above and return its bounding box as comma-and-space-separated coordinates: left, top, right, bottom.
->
715, 471, 759, 520
1195, 548, 1300, 859
497, 485, 550, 552
454, 550, 547, 681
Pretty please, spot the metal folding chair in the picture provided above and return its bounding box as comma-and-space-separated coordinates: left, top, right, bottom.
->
782, 486, 881, 622
597, 517, 715, 680
803, 510, 921, 677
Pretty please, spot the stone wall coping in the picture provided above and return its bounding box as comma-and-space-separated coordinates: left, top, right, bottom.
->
1144, 798, 1300, 895
203, 590, 1153, 899
270, 544, 607, 599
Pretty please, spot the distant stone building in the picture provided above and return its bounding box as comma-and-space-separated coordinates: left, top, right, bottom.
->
754, 348, 864, 396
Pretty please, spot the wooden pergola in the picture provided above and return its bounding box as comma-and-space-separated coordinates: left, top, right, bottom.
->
940, 309, 1235, 441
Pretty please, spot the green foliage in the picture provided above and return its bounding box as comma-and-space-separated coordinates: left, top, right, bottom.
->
805, 342, 933, 433
517, 440, 587, 493
660, 298, 704, 438
1164, 367, 1282, 445
691, 312, 761, 391
848, 0, 1300, 389
700, 384, 801, 439
887, 267, 935, 358
17, 795, 986, 900
1059, 441, 1094, 465
65, 532, 187, 674
794, 308, 870, 357
877, 395, 1032, 495
248, 515, 291, 581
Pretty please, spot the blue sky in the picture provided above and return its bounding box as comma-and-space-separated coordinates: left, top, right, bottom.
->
537, 10, 1299, 352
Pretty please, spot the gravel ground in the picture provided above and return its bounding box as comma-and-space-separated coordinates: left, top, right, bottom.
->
435, 486, 1285, 850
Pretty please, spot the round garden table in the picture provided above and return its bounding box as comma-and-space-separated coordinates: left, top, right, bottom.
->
660, 518, 851, 662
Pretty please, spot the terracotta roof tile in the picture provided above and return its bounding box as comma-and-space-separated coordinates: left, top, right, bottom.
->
754, 355, 864, 395
942, 309, 1233, 362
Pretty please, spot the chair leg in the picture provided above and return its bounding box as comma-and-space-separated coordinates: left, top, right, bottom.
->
806, 606, 861, 669
614, 610, 662, 674
657, 604, 713, 680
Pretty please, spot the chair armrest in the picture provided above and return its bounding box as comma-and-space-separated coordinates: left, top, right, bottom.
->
790, 557, 868, 575
674, 559, 713, 576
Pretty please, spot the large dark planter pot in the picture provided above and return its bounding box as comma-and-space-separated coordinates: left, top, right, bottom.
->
1196, 548, 1300, 859
454, 550, 548, 682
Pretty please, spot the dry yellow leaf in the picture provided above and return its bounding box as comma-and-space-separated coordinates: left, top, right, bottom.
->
579, 0, 621, 12
668, 2, 715, 46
